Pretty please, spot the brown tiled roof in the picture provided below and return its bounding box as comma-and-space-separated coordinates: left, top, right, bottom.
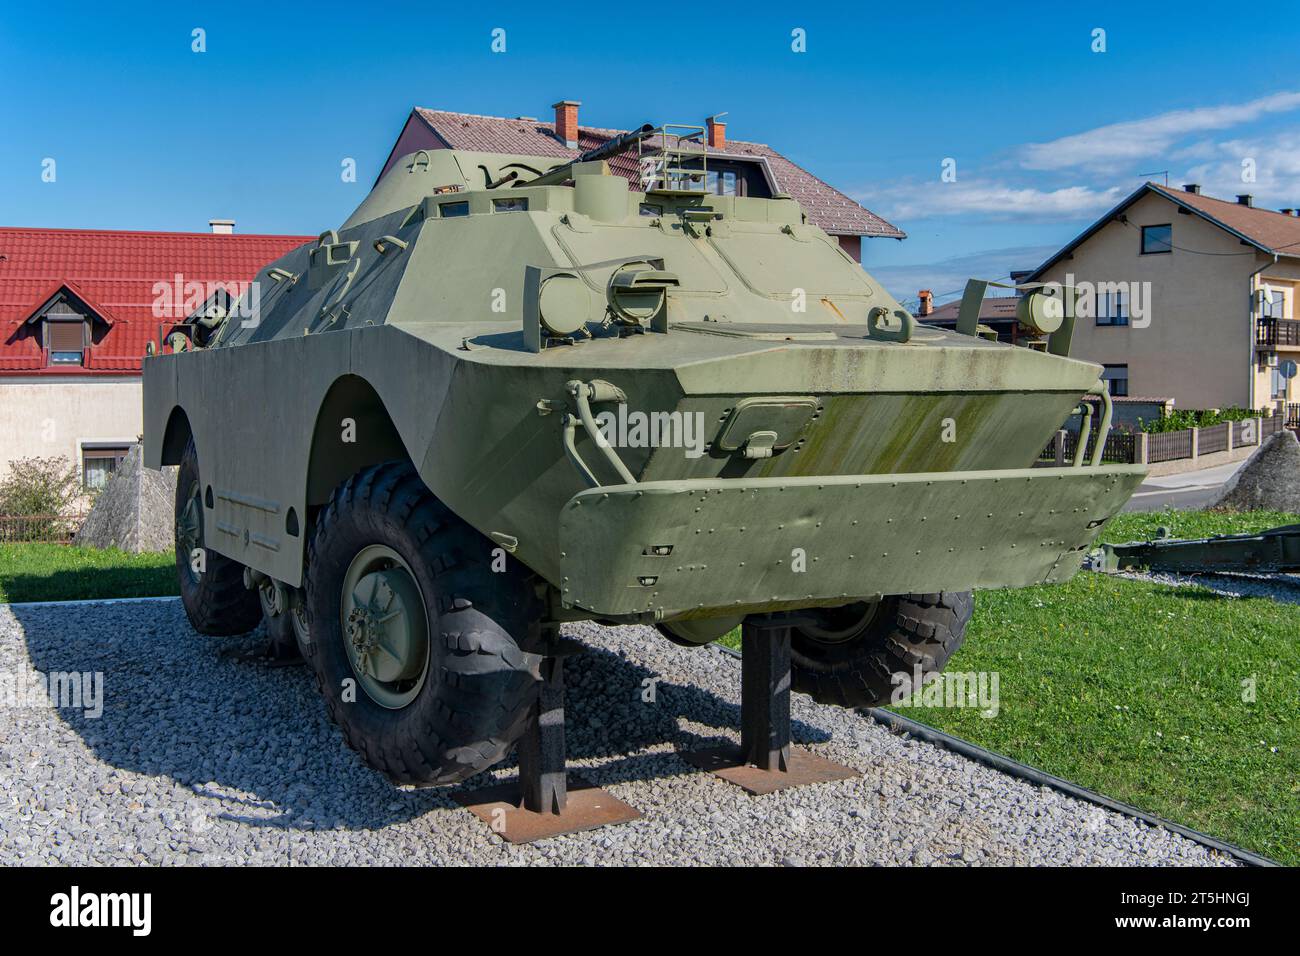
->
1147, 183, 1300, 255
920, 296, 1020, 323
410, 108, 904, 239
1028, 182, 1300, 280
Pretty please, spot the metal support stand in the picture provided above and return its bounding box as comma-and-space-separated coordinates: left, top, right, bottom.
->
682, 619, 858, 795
454, 656, 641, 843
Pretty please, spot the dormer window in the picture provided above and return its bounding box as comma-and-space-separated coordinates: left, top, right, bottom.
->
20, 287, 107, 368
39, 298, 89, 366
46, 315, 87, 365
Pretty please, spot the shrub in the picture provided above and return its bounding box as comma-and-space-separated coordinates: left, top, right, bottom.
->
1138, 406, 1269, 434
0, 456, 82, 542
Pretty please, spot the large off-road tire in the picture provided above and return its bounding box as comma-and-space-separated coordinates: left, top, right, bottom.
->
175, 440, 263, 636
304, 461, 544, 786
790, 592, 973, 708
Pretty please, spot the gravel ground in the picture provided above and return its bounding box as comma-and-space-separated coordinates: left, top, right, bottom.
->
0, 599, 1235, 866
1117, 569, 1300, 605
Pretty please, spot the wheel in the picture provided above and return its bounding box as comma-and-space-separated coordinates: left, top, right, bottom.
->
304, 461, 544, 786
789, 593, 973, 708
258, 578, 309, 660
175, 439, 263, 636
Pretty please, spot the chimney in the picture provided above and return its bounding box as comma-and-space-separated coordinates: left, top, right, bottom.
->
706, 115, 727, 150
1282, 209, 1295, 216
552, 100, 580, 149
918, 290, 934, 316
1237, 194, 1254, 207
208, 219, 235, 235
1182, 183, 1200, 194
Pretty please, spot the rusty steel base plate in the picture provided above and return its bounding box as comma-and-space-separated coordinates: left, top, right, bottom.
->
681, 745, 859, 795
453, 777, 641, 844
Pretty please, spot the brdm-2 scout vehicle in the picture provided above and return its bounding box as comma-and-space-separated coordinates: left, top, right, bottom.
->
144, 124, 1143, 786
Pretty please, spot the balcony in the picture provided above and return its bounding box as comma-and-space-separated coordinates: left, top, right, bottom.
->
1256, 317, 1300, 348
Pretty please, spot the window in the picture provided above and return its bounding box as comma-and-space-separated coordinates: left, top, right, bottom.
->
81, 443, 134, 491
1259, 283, 1289, 319
492, 197, 527, 212
1096, 289, 1129, 326
1140, 224, 1172, 255
1272, 367, 1288, 400
1101, 364, 1129, 397
46, 318, 86, 365
705, 170, 738, 196
439, 201, 469, 218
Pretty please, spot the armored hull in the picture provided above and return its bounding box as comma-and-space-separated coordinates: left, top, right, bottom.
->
143, 130, 1142, 785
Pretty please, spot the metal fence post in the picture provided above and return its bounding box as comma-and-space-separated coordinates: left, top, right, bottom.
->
1054, 429, 1066, 466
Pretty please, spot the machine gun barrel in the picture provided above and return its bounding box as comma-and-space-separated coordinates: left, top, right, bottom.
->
528, 124, 656, 187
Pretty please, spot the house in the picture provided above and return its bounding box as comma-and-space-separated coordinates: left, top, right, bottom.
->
0, 223, 310, 487
915, 288, 1023, 344
376, 101, 904, 262
1024, 182, 1300, 411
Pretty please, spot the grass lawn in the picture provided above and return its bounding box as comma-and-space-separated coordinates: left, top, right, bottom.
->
0, 544, 177, 604
722, 508, 1300, 864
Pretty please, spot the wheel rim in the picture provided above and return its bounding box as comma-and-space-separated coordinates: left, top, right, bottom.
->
796, 601, 882, 645
177, 479, 203, 586
340, 544, 429, 710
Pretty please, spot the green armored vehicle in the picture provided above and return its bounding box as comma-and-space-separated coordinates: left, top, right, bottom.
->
143, 125, 1143, 786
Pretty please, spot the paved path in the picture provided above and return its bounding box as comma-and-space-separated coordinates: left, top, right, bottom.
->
1123, 460, 1246, 512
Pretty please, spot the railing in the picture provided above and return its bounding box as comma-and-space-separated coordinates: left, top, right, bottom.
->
1255, 317, 1300, 348
1287, 403, 1300, 429
0, 513, 86, 544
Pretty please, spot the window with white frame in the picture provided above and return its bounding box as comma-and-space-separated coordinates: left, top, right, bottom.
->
1259, 283, 1290, 319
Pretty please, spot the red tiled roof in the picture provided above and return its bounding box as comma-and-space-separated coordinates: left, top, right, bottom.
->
410, 108, 905, 239
0, 227, 310, 375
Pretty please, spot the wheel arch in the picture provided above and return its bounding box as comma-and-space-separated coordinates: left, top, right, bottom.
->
305, 374, 412, 510
158, 405, 195, 466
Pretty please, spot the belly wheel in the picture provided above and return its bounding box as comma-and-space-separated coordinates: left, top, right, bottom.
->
789, 593, 974, 708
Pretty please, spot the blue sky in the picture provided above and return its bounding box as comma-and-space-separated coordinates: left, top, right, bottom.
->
3, 1, 1299, 306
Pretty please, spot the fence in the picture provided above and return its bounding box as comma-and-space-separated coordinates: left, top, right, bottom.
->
0, 513, 86, 544
1041, 413, 1282, 467
1059, 430, 1138, 464
1288, 403, 1300, 429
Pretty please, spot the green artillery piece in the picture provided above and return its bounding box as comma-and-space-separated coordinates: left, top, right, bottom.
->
1088, 524, 1300, 574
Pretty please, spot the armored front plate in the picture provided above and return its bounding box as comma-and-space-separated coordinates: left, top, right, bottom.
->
559, 465, 1146, 618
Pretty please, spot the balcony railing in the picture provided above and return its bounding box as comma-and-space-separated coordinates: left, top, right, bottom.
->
1256, 317, 1300, 348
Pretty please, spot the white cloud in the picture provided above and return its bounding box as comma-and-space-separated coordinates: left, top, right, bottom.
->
1020, 91, 1300, 172
865, 181, 1127, 222
1176, 130, 1300, 205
